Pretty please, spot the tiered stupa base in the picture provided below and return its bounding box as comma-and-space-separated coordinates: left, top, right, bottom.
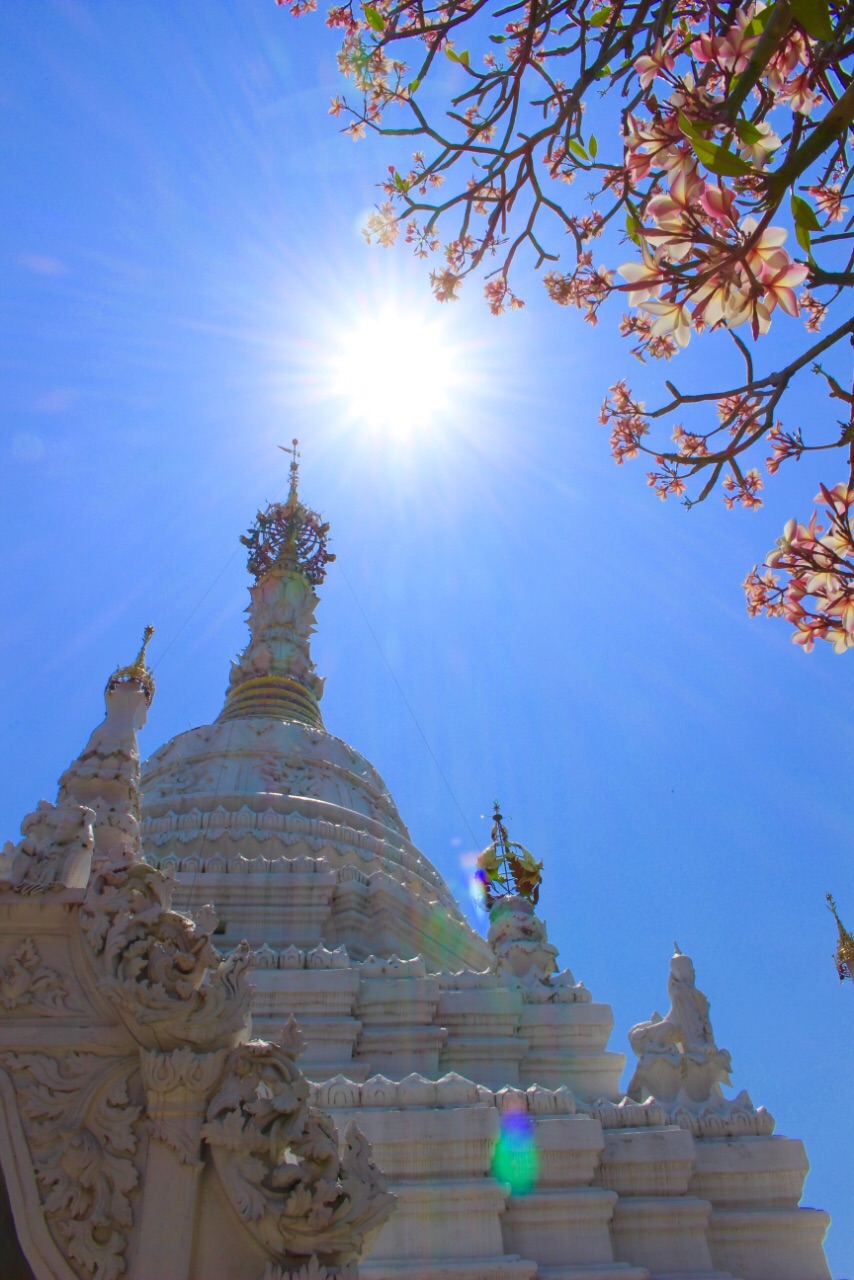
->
132, 466, 832, 1280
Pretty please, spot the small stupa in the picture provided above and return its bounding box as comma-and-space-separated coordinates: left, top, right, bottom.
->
0, 448, 832, 1280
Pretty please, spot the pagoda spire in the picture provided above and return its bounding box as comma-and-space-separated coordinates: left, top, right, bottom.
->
58, 624, 155, 862
219, 443, 335, 727
1, 627, 154, 889
827, 893, 854, 985
107, 622, 156, 705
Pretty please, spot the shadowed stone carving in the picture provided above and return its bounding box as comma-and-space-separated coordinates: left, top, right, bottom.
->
0, 636, 394, 1280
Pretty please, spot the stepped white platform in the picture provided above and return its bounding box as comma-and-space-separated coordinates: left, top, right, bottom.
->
0, 461, 832, 1280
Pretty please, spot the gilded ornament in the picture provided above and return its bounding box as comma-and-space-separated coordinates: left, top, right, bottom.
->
107, 623, 156, 705
475, 801, 543, 909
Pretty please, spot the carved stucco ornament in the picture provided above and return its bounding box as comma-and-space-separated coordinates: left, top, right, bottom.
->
0, 633, 395, 1280
2, 1050, 143, 1280
627, 946, 774, 1137
203, 1037, 393, 1265
0, 938, 75, 1014
263, 1260, 358, 1280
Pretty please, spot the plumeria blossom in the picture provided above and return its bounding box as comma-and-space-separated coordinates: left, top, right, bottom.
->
635, 37, 677, 89
757, 256, 809, 319
741, 219, 795, 276
640, 298, 692, 347
691, 3, 763, 75
807, 184, 849, 223
778, 70, 824, 115
746, 487, 854, 651
289, 0, 854, 648
618, 242, 664, 306
737, 122, 781, 168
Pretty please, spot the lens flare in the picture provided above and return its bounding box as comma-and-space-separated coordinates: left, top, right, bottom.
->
491, 1102, 539, 1195
460, 849, 489, 915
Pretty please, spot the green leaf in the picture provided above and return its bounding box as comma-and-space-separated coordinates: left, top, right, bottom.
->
393, 170, 409, 192
679, 113, 752, 175
795, 221, 812, 253
489, 33, 506, 42
567, 139, 589, 162
790, 0, 833, 41
689, 136, 718, 166
735, 119, 764, 145
791, 193, 821, 230
363, 5, 385, 31
702, 143, 753, 176
745, 5, 773, 36
589, 6, 612, 25
677, 109, 707, 142
408, 77, 421, 93
445, 45, 460, 62
625, 212, 641, 245
459, 48, 471, 67
589, 134, 598, 159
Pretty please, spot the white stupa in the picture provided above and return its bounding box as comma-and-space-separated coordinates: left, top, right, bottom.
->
139, 447, 831, 1280
0, 445, 832, 1280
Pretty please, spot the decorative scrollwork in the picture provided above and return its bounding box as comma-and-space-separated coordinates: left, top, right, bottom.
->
3, 1052, 143, 1280
239, 448, 334, 585
241, 501, 334, 585
203, 1039, 395, 1268
263, 1259, 357, 1280
79, 853, 252, 1049
0, 938, 74, 1014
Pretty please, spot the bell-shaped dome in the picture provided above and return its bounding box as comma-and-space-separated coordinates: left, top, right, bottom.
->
140, 447, 491, 971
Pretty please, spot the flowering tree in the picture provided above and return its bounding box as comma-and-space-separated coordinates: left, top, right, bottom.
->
284, 0, 854, 651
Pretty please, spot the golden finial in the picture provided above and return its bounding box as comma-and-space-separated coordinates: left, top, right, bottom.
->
106, 624, 156, 705
278, 438, 300, 501
827, 893, 854, 985
475, 800, 543, 909
241, 443, 335, 585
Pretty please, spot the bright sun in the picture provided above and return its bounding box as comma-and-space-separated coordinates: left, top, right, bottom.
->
328, 304, 460, 437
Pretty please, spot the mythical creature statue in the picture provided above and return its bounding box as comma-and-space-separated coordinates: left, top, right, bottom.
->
627, 947, 733, 1106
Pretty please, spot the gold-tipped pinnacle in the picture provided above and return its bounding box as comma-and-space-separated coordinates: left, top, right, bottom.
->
278, 438, 300, 500
107, 624, 156, 705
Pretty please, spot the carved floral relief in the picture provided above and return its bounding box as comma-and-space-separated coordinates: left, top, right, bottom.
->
2, 1051, 144, 1280
0, 938, 74, 1014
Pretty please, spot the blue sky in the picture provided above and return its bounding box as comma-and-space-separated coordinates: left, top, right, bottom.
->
2, 3, 851, 1274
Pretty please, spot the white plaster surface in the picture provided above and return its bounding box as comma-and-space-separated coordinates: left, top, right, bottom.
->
0, 522, 834, 1280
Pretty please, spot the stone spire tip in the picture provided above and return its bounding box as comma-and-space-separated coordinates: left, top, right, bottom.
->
279, 437, 300, 501
106, 624, 156, 706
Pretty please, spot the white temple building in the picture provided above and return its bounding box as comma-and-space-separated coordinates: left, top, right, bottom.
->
0, 447, 833, 1280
